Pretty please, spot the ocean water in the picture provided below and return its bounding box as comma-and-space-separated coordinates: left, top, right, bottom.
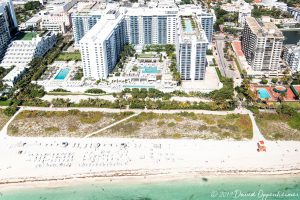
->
1, 176, 300, 200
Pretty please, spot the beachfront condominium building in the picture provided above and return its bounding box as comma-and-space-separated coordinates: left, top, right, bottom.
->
238, 3, 252, 27
125, 6, 178, 45
79, 10, 126, 79
71, 2, 117, 45
79, 5, 213, 80
198, 13, 213, 43
0, 13, 11, 61
288, 7, 300, 22
177, 16, 208, 80
241, 17, 284, 72
283, 44, 300, 72
0, 0, 17, 31
75, 5, 213, 46
0, 0, 18, 61
178, 5, 213, 43
72, 11, 102, 45
0, 32, 57, 68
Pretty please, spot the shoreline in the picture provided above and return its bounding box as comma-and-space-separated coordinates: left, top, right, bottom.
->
1, 169, 300, 191
1, 137, 300, 192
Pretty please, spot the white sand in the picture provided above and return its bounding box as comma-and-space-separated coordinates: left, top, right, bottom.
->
0, 136, 300, 185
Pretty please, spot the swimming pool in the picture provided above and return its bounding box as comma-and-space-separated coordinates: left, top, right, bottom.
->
184, 19, 193, 33
55, 68, 70, 80
142, 66, 161, 74
258, 88, 271, 99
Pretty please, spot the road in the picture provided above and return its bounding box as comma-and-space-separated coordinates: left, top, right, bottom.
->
215, 39, 228, 77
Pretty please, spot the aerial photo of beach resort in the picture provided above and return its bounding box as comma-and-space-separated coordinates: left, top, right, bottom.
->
1, 0, 300, 199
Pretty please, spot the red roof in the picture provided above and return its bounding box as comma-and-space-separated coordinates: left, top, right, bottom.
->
232, 41, 245, 57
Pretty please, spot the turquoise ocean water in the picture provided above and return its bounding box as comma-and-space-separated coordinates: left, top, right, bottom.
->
1, 176, 300, 200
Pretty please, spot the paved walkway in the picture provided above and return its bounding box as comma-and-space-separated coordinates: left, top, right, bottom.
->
19, 106, 249, 115
248, 111, 265, 141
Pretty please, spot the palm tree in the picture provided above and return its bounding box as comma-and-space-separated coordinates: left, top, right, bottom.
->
278, 92, 286, 103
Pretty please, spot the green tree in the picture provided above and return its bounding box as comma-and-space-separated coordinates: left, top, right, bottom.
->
261, 78, 268, 84
271, 78, 278, 84
4, 105, 18, 117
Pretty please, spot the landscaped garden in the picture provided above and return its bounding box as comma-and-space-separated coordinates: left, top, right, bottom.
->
56, 52, 82, 61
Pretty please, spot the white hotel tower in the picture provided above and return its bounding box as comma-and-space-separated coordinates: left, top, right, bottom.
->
177, 16, 208, 80
80, 10, 126, 79
79, 5, 213, 80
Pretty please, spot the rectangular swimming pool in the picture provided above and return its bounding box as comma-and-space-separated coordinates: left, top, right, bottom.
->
55, 68, 70, 80
142, 66, 161, 74
184, 19, 193, 33
258, 88, 271, 99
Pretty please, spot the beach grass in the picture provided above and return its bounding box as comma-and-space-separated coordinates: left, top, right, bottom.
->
7, 110, 134, 137
0, 109, 10, 129
279, 102, 300, 110
96, 112, 253, 140
255, 112, 300, 141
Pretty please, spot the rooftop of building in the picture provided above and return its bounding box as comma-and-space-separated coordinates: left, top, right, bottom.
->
25, 15, 42, 23
232, 40, 245, 57
285, 43, 300, 55
2, 66, 26, 81
124, 6, 178, 15
289, 7, 300, 12
178, 16, 208, 43
71, 2, 103, 14
245, 17, 284, 38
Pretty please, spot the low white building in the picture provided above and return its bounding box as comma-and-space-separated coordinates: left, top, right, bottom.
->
0, 32, 57, 68
21, 15, 42, 30
45, 0, 77, 13
39, 10, 71, 34
2, 65, 27, 86
261, 0, 288, 11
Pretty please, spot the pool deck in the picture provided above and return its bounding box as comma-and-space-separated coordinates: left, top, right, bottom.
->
254, 85, 298, 101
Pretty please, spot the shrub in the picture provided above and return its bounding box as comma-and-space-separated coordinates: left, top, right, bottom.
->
276, 104, 297, 116
85, 89, 106, 94
4, 105, 18, 117
271, 78, 278, 84
50, 88, 70, 93
261, 79, 268, 84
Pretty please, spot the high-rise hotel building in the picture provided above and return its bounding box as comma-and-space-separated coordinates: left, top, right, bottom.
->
177, 16, 208, 80
80, 10, 126, 79
0, 0, 18, 61
79, 5, 213, 80
125, 7, 178, 45
72, 10, 102, 45
241, 17, 284, 72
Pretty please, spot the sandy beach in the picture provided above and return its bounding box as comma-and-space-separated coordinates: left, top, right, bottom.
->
1, 136, 300, 188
